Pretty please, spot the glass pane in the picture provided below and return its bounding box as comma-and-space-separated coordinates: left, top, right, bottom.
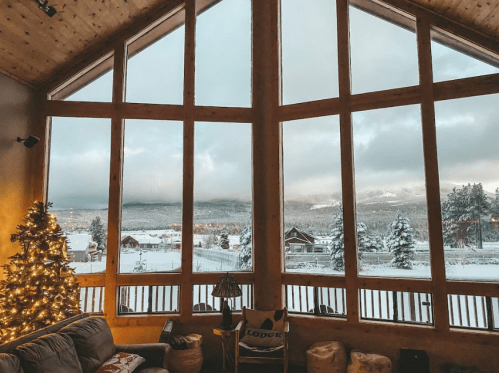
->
192, 284, 253, 312
281, 0, 338, 104
285, 285, 347, 317
193, 122, 252, 272
353, 105, 430, 278
435, 94, 499, 281
448, 294, 488, 329
126, 10, 185, 104
118, 285, 180, 314
350, 6, 418, 94
195, 0, 251, 107
48, 117, 111, 274
120, 120, 183, 274
61, 56, 114, 102
431, 33, 499, 82
283, 116, 343, 274
360, 289, 433, 325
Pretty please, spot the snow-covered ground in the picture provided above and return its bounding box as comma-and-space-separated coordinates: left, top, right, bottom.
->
286, 263, 499, 281
70, 250, 240, 274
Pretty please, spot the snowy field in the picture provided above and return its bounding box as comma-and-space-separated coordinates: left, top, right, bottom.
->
71, 250, 239, 274
286, 262, 499, 281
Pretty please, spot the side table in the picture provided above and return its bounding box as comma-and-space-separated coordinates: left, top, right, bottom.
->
213, 327, 235, 371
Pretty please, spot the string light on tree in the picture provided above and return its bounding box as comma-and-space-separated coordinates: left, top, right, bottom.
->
0, 201, 80, 344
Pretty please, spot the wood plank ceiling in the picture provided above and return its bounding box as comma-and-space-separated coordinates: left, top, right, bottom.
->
1, 0, 499, 90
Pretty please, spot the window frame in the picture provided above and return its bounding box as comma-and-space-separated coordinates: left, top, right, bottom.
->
39, 0, 499, 339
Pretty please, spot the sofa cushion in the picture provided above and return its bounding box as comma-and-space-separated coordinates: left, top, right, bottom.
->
94, 352, 146, 373
15, 333, 83, 373
0, 353, 24, 373
59, 316, 116, 373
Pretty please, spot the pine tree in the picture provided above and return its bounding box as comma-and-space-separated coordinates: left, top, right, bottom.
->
387, 212, 416, 269
467, 183, 490, 250
357, 222, 384, 252
89, 216, 106, 252
329, 207, 345, 271
442, 186, 471, 248
219, 232, 230, 250
442, 183, 490, 249
491, 188, 499, 220
238, 224, 252, 270
0, 201, 80, 344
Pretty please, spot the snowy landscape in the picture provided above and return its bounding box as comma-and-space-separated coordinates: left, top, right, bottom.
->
54, 181, 499, 283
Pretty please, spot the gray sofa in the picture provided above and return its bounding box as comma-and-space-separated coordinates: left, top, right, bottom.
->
0, 313, 171, 373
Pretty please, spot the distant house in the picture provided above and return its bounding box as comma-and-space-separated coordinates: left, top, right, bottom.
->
121, 235, 161, 249
289, 242, 328, 254
284, 227, 315, 250
121, 236, 139, 249
67, 234, 93, 262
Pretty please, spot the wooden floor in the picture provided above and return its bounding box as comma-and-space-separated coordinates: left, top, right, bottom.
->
200, 362, 307, 373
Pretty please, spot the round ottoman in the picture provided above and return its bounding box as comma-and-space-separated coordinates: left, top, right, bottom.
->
307, 341, 347, 373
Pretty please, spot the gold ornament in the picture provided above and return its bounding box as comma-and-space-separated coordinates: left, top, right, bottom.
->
54, 294, 63, 304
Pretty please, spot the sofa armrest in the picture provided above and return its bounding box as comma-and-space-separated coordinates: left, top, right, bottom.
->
115, 343, 172, 369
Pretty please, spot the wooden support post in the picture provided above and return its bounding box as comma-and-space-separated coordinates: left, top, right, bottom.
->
417, 18, 449, 332
252, 0, 281, 311
104, 42, 126, 319
337, 0, 359, 324
180, 0, 196, 321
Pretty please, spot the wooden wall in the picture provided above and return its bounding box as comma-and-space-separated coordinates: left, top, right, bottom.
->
0, 74, 39, 282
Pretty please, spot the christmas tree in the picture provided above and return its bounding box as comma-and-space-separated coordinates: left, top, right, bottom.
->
0, 201, 80, 344
387, 212, 416, 269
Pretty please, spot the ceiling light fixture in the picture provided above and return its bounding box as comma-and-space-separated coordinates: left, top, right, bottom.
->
34, 0, 57, 17
17, 136, 40, 149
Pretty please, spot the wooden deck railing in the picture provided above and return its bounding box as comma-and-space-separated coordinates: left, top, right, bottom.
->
192, 283, 253, 312
117, 285, 180, 314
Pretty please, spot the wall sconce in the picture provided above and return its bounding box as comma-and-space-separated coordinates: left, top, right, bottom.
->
34, 0, 57, 17
17, 136, 40, 149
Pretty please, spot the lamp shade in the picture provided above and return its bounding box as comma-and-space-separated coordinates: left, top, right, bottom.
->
211, 272, 242, 298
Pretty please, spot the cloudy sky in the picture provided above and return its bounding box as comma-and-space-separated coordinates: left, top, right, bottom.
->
48, 0, 499, 210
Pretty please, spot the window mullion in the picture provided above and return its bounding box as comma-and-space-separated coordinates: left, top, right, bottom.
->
417, 18, 449, 332
337, 0, 359, 324
104, 42, 126, 320
181, 0, 196, 320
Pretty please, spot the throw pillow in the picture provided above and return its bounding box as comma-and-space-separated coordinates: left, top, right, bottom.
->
16, 333, 83, 373
94, 352, 146, 373
240, 328, 283, 348
245, 309, 285, 331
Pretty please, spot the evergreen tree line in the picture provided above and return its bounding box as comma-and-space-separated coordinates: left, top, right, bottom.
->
329, 206, 416, 270
442, 183, 499, 250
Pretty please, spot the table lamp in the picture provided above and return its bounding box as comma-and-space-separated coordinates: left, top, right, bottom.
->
211, 272, 242, 330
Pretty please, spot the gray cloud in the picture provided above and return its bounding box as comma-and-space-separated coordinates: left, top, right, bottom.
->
49, 0, 499, 209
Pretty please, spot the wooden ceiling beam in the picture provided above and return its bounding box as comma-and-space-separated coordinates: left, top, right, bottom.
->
382, 0, 499, 55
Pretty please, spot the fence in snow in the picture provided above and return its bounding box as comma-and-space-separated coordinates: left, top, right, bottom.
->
193, 247, 241, 268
